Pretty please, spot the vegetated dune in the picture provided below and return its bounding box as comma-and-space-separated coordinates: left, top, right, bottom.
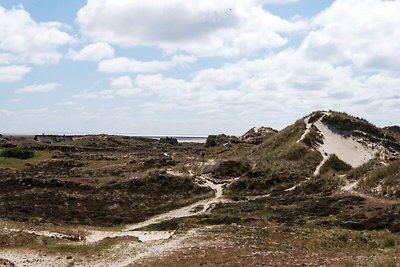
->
1, 110, 400, 266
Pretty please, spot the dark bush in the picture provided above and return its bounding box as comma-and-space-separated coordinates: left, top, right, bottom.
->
205, 134, 239, 147
212, 160, 251, 178
0, 147, 34, 159
205, 135, 217, 147
320, 154, 352, 174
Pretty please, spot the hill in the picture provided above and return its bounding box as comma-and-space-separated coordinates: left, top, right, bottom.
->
1, 111, 400, 266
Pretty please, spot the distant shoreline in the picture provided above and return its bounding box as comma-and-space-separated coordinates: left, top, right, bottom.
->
0, 133, 208, 144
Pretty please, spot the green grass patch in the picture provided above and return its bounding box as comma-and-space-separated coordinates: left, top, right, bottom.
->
0, 150, 53, 169
0, 147, 34, 159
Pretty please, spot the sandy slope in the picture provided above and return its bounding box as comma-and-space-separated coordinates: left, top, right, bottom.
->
314, 119, 377, 168
299, 113, 379, 175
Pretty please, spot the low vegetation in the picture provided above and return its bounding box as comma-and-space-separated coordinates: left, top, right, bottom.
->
322, 111, 384, 138
0, 147, 34, 159
360, 159, 400, 198
0, 111, 399, 266
0, 150, 52, 169
320, 154, 352, 174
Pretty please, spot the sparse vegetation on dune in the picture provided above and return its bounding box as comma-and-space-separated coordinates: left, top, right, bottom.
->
359, 159, 400, 198
320, 154, 352, 174
322, 111, 384, 137
0, 174, 212, 226
0, 111, 399, 266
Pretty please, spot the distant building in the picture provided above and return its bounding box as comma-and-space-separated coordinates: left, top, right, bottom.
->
34, 134, 74, 144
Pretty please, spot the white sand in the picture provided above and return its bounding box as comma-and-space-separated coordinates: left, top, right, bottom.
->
85, 230, 174, 243
314, 119, 377, 168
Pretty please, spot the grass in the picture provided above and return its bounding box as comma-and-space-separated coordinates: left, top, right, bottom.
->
323, 111, 384, 138
0, 230, 131, 256
360, 160, 400, 198
0, 150, 53, 169
320, 154, 352, 174
340, 257, 398, 267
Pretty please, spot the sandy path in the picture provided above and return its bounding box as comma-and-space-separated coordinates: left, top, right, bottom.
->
124, 176, 225, 231
0, 250, 71, 267
0, 175, 228, 267
297, 116, 312, 143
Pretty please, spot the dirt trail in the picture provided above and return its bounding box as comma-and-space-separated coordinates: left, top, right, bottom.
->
124, 175, 225, 231
84, 175, 226, 244
0, 173, 230, 266
340, 180, 400, 205
297, 116, 312, 143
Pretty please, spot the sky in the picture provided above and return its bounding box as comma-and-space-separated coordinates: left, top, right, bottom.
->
0, 0, 399, 136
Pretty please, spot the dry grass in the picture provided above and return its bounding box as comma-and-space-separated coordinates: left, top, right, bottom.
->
360, 160, 400, 198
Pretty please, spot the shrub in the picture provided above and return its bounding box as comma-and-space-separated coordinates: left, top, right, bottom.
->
205, 135, 217, 147
320, 154, 352, 174
212, 160, 251, 178
0, 147, 34, 159
302, 128, 323, 148
362, 160, 400, 189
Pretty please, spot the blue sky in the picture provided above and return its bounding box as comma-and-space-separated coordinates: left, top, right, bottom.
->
0, 0, 399, 135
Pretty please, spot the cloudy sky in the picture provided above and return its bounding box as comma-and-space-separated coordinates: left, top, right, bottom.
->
0, 0, 399, 136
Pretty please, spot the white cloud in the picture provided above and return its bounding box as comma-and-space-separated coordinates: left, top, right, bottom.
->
77, 0, 303, 57
15, 83, 61, 93
0, 53, 17, 64
115, 45, 400, 130
67, 42, 114, 62
0, 5, 74, 65
73, 89, 114, 99
57, 101, 79, 106
0, 65, 31, 82
98, 55, 196, 73
110, 76, 140, 96
300, 0, 400, 73
111, 76, 133, 88
0, 109, 15, 117
260, 0, 299, 4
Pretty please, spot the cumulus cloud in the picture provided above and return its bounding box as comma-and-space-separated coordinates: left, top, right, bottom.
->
111, 76, 133, 88
110, 76, 139, 96
67, 42, 115, 62
0, 5, 74, 65
98, 55, 196, 73
77, 0, 303, 57
73, 89, 114, 99
15, 83, 61, 93
107, 44, 400, 130
0, 65, 31, 82
301, 0, 400, 73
